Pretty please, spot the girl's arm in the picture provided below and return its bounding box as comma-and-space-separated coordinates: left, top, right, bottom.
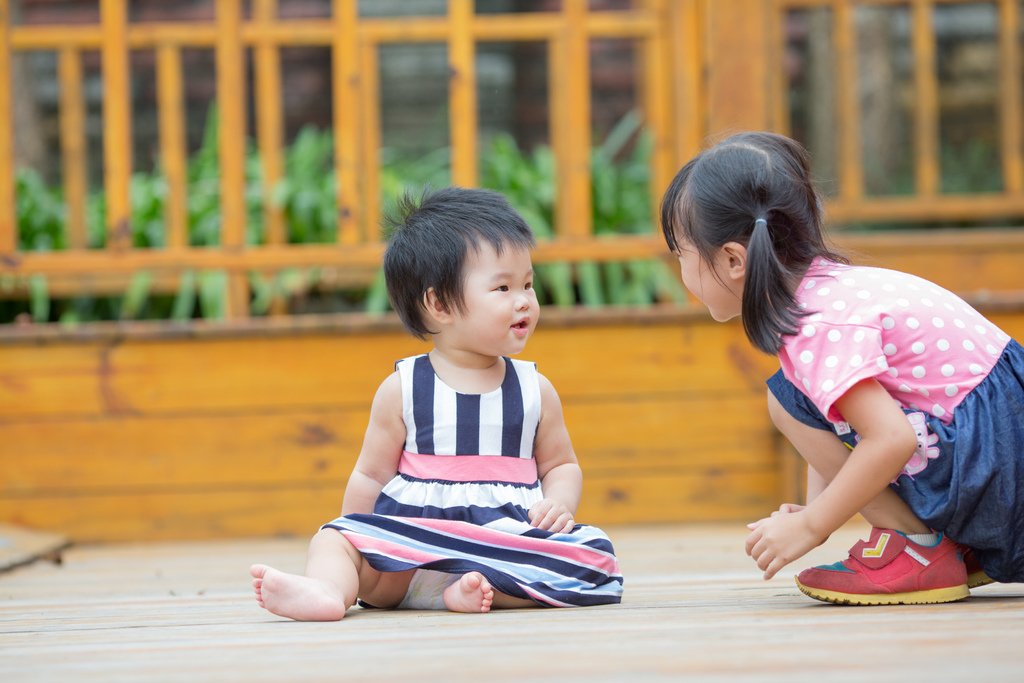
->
340, 371, 407, 515
529, 373, 583, 532
747, 378, 917, 579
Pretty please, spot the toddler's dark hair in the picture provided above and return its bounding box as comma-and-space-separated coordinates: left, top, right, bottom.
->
383, 187, 536, 339
659, 131, 846, 354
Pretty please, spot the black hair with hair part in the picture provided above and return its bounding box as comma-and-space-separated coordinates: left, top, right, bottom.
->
383, 187, 536, 340
659, 131, 847, 354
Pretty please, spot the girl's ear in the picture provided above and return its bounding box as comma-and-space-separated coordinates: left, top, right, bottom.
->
719, 241, 748, 281
422, 288, 453, 326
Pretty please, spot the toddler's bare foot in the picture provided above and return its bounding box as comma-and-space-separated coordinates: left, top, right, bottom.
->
442, 571, 494, 613
250, 563, 348, 621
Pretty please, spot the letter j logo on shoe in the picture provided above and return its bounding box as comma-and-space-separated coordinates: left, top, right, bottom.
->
862, 533, 891, 558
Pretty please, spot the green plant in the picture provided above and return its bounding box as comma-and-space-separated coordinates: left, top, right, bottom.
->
6, 109, 682, 325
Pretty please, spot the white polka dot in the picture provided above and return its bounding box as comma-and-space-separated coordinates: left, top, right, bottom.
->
883, 343, 898, 356
817, 287, 831, 296
906, 317, 920, 330
800, 350, 814, 364
954, 318, 966, 329
945, 385, 959, 397
825, 356, 839, 368
809, 313, 823, 322
799, 302, 807, 309
802, 324, 816, 337
932, 404, 946, 418
828, 330, 842, 343
937, 339, 950, 351
876, 357, 888, 370
883, 283, 896, 292
853, 330, 866, 343
832, 300, 847, 311
802, 378, 811, 390
941, 364, 955, 377
918, 388, 931, 398
921, 298, 934, 307
963, 340, 975, 351
897, 298, 910, 307
975, 324, 987, 335
888, 367, 899, 377
911, 342, 925, 354
804, 280, 816, 290
969, 363, 983, 375
849, 355, 863, 367
882, 317, 895, 330
932, 317, 944, 328
912, 366, 926, 378
822, 379, 835, 393
857, 290, 871, 300
842, 278, 856, 286
987, 344, 999, 355
899, 383, 912, 393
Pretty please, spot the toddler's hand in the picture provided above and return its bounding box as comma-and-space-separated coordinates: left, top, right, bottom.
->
746, 502, 804, 531
744, 509, 825, 580
528, 499, 575, 533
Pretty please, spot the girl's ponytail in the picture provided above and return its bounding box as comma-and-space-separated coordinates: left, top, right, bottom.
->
742, 216, 800, 354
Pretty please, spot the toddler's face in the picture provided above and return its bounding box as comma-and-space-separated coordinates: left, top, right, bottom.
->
676, 239, 743, 322
451, 242, 539, 357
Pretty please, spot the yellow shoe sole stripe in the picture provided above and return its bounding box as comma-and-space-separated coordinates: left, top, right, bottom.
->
794, 577, 969, 605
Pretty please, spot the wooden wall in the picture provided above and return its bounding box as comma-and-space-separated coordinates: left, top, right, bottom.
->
2, 232, 1023, 543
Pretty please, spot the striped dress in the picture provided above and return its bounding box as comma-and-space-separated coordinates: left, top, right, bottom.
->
322, 354, 624, 607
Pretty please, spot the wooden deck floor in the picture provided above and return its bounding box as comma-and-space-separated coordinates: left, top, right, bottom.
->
2, 523, 1023, 682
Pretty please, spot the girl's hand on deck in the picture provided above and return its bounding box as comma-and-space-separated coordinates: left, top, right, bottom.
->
744, 510, 824, 580
528, 499, 575, 533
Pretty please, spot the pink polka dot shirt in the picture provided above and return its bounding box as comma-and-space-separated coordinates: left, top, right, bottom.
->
779, 259, 1012, 425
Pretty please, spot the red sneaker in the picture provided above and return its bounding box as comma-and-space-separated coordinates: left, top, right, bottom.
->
795, 528, 969, 605
959, 544, 995, 589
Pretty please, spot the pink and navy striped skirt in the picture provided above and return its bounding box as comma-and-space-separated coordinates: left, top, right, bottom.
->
322, 451, 624, 607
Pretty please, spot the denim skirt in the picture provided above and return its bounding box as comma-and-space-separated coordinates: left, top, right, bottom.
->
767, 339, 1024, 582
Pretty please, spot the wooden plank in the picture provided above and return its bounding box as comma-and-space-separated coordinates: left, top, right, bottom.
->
999, 0, 1023, 195
449, 0, 477, 187
912, 0, 939, 196
333, 0, 362, 245
215, 0, 250, 318
0, 394, 773, 493
156, 43, 188, 249
555, 0, 592, 240
0, 0, 14, 255
0, 524, 69, 572
101, 0, 132, 250
253, 0, 285, 248
58, 48, 88, 249
704, 0, 770, 133
834, 0, 863, 201
360, 41, 381, 242
2, 525, 1022, 682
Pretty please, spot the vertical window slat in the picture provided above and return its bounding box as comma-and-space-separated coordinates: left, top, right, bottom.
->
333, 0, 362, 245
360, 41, 381, 243
253, 0, 285, 247
641, 0, 674, 220
58, 48, 87, 250
999, 0, 1023, 195
156, 43, 187, 249
0, 0, 10, 254
215, 0, 249, 317
101, 0, 132, 250
449, 0, 477, 187
834, 0, 863, 201
912, 0, 939, 196
557, 0, 592, 239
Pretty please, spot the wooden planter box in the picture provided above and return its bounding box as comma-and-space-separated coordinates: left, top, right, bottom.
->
2, 230, 1023, 542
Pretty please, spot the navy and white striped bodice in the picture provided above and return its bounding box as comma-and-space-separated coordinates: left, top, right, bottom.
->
396, 354, 541, 459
